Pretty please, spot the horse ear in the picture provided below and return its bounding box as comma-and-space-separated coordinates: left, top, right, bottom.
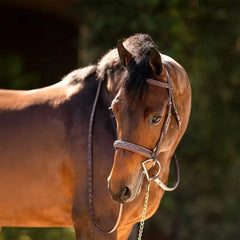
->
149, 47, 162, 76
117, 40, 132, 67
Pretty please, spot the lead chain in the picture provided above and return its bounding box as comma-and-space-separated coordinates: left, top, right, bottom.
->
137, 180, 151, 240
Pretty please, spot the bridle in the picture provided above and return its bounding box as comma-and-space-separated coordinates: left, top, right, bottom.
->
113, 69, 181, 191
87, 68, 181, 234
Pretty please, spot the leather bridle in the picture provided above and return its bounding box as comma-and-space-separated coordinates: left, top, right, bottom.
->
113, 69, 181, 191
87, 68, 181, 234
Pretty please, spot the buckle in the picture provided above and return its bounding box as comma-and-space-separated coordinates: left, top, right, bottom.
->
142, 159, 161, 182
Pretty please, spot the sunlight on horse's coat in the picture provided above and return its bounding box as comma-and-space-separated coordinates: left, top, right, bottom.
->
0, 34, 191, 240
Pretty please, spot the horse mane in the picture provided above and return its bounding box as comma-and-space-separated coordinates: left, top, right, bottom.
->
97, 34, 157, 101
62, 65, 97, 86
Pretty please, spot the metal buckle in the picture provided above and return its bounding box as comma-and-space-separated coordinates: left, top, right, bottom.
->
142, 159, 161, 182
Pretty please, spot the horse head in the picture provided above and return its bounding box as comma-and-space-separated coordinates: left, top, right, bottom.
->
106, 35, 191, 204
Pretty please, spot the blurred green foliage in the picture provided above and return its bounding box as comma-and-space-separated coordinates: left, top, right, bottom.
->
0, 0, 240, 239
0, 54, 40, 89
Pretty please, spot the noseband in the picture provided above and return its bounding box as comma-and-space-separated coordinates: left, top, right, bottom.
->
113, 70, 181, 191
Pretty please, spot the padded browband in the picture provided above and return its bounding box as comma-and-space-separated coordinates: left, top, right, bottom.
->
146, 78, 173, 89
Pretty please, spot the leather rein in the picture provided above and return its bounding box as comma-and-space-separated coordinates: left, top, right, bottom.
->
88, 79, 123, 234
87, 69, 181, 234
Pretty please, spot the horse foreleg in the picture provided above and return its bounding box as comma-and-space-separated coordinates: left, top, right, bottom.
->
74, 225, 91, 240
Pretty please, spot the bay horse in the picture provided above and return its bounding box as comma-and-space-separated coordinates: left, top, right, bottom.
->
0, 34, 191, 240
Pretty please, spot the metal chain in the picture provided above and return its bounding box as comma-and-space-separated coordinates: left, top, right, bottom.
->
138, 180, 152, 240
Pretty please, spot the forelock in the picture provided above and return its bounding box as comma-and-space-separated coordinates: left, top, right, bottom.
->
96, 33, 156, 81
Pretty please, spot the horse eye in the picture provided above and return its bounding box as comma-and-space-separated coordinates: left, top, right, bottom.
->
148, 115, 162, 125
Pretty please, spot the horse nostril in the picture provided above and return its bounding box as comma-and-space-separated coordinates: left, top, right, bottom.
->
119, 186, 131, 202
108, 183, 132, 203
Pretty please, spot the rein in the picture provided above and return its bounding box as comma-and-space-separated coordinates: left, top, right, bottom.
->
88, 80, 123, 234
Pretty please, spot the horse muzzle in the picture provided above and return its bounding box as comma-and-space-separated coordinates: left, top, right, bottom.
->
108, 184, 132, 203
107, 171, 144, 203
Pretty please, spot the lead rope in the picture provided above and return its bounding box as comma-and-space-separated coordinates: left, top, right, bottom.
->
88, 79, 123, 234
138, 180, 152, 240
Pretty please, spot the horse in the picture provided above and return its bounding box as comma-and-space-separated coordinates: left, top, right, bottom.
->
0, 34, 191, 240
